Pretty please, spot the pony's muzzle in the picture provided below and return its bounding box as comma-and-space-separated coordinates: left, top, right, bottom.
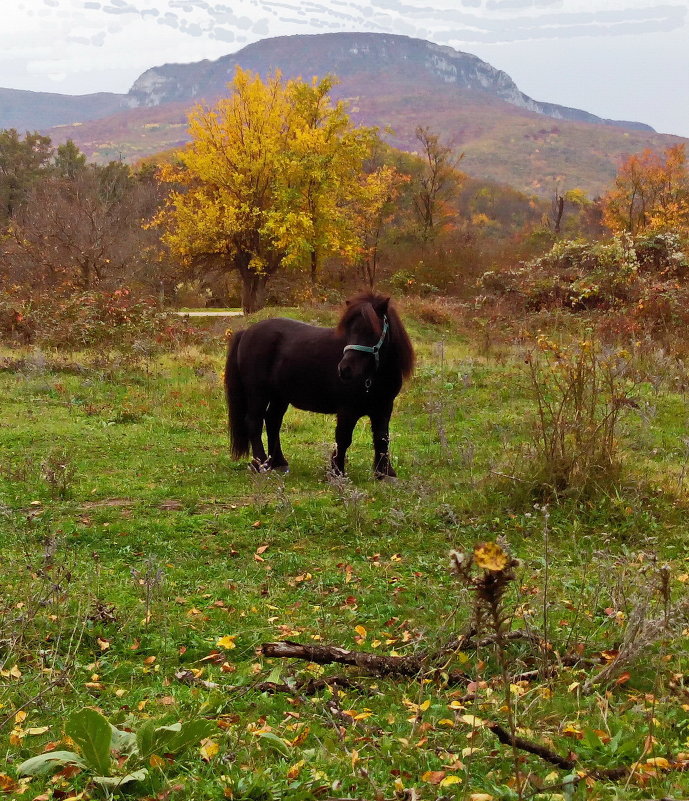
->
337, 361, 354, 382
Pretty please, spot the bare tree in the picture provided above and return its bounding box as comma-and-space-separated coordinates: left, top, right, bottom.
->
412, 127, 463, 243
6, 164, 165, 291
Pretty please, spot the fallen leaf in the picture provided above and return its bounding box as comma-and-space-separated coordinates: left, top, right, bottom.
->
645, 757, 670, 769
216, 635, 237, 650
459, 715, 485, 727
287, 760, 305, 780
200, 738, 219, 761
26, 726, 50, 736
0, 774, 18, 794
422, 770, 446, 784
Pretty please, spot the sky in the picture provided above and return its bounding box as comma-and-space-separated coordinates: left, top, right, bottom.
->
3, 0, 689, 138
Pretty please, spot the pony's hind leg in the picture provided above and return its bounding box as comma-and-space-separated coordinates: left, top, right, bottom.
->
246, 394, 270, 471
265, 399, 289, 472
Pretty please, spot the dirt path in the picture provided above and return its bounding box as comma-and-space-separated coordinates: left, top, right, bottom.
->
174, 310, 242, 317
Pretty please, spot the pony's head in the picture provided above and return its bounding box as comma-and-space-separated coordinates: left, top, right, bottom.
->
336, 293, 414, 386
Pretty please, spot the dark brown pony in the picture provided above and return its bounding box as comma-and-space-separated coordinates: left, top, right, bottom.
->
224, 293, 414, 477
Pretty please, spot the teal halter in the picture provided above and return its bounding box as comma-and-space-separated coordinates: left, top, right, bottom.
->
343, 315, 389, 368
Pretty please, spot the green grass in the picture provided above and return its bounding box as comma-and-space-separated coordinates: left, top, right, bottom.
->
2, 314, 689, 800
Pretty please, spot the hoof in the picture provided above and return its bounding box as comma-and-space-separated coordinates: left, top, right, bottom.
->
249, 458, 271, 474
375, 471, 398, 482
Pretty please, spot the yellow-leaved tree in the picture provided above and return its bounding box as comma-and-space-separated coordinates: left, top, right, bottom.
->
602, 144, 689, 235
151, 68, 377, 312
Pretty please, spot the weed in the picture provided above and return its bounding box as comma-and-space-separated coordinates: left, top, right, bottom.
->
39, 448, 76, 500
525, 335, 638, 496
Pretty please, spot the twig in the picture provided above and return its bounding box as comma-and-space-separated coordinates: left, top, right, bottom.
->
486, 722, 575, 770
486, 721, 629, 780
253, 676, 364, 695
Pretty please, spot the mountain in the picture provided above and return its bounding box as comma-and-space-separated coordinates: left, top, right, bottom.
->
2, 32, 686, 196
126, 33, 653, 133
0, 87, 128, 131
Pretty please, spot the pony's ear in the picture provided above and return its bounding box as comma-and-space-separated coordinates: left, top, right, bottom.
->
375, 296, 390, 315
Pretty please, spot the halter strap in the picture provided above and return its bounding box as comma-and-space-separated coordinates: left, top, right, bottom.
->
342, 316, 389, 368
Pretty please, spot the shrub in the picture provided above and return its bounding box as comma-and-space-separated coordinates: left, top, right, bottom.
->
0, 288, 204, 352
524, 335, 637, 496
479, 235, 640, 312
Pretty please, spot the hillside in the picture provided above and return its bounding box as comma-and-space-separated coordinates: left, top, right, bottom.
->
0, 87, 128, 131
3, 32, 687, 196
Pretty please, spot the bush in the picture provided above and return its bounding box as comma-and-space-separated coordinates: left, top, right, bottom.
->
0, 288, 204, 352
479, 235, 640, 312
524, 335, 637, 496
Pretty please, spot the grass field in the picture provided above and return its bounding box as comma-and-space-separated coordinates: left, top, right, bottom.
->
2, 306, 689, 800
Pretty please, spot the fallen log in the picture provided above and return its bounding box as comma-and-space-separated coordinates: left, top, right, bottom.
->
260, 630, 537, 678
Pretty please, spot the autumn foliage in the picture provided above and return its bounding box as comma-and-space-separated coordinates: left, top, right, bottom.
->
602, 144, 689, 235
151, 68, 383, 313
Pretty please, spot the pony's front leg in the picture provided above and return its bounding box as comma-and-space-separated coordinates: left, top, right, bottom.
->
370, 405, 396, 479
331, 412, 358, 476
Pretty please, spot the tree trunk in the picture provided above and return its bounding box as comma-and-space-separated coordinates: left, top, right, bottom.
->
310, 249, 318, 284
239, 271, 268, 314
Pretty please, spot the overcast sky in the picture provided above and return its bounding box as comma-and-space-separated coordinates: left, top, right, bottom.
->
4, 0, 689, 137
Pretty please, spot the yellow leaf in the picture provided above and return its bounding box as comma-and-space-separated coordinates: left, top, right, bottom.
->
470, 794, 494, 801
645, 757, 670, 769
216, 635, 237, 650
562, 723, 584, 739
473, 542, 508, 571
354, 625, 367, 640
150, 754, 167, 769
459, 715, 485, 727
287, 760, 305, 780
419, 699, 431, 712
14, 711, 27, 724
439, 775, 462, 787
0, 774, 18, 793
26, 726, 50, 736
200, 738, 220, 762
438, 718, 455, 727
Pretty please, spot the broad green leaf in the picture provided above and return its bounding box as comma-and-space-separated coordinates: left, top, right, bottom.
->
110, 724, 138, 756
17, 751, 86, 777
66, 707, 112, 776
93, 769, 148, 787
165, 719, 216, 754
135, 718, 158, 759
258, 731, 291, 758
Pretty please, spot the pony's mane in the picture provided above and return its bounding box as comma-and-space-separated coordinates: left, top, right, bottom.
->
337, 293, 415, 380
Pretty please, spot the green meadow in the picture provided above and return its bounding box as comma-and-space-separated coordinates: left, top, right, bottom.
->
1, 307, 689, 800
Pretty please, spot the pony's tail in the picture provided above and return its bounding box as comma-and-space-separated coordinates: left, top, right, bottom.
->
225, 330, 249, 459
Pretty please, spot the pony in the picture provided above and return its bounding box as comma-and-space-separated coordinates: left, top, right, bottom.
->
224, 293, 414, 477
